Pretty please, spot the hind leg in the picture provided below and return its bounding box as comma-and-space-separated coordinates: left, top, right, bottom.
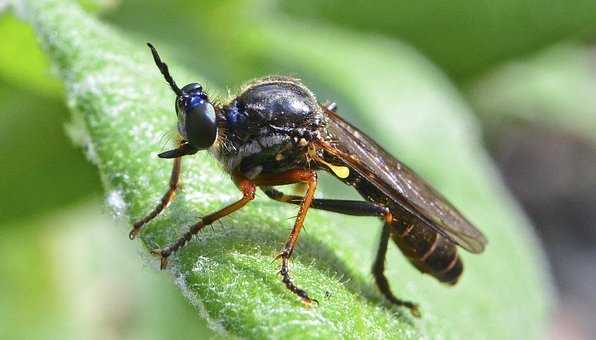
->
372, 223, 421, 317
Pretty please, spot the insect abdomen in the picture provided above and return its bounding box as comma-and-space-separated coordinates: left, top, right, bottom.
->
389, 216, 463, 285
340, 169, 464, 284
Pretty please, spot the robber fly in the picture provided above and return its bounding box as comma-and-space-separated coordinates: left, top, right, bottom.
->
131, 43, 488, 317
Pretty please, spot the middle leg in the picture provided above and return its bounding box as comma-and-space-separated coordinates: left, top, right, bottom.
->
262, 185, 396, 304
254, 170, 319, 304
262, 186, 392, 221
265, 186, 420, 316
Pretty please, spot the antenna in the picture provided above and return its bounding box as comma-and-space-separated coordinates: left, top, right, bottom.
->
147, 42, 183, 96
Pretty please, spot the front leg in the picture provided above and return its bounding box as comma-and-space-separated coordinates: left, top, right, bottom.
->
130, 156, 182, 240
254, 170, 318, 304
129, 141, 198, 239
152, 178, 256, 269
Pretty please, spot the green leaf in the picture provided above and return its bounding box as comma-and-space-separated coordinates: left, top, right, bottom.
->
15, 0, 551, 338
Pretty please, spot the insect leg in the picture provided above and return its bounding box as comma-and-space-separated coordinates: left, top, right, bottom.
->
262, 186, 391, 220
129, 156, 182, 240
152, 179, 256, 269
254, 170, 318, 304
265, 187, 418, 315
373, 223, 421, 318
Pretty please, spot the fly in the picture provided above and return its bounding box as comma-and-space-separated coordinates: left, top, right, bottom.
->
131, 43, 488, 317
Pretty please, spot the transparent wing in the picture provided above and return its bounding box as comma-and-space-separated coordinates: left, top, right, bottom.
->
319, 108, 487, 253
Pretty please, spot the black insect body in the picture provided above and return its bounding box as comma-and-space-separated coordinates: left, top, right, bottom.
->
216, 78, 324, 179
132, 43, 488, 317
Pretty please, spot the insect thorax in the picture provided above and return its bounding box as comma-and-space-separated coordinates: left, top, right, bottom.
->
211, 76, 325, 179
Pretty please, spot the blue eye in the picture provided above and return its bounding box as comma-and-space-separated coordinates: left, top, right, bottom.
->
176, 92, 217, 149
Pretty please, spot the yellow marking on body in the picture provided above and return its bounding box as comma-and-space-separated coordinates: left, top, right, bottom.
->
308, 148, 350, 179
326, 163, 350, 178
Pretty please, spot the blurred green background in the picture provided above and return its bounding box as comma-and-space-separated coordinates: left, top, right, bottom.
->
2, 0, 596, 339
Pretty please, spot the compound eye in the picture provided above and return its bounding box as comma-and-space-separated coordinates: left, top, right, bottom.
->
178, 95, 217, 149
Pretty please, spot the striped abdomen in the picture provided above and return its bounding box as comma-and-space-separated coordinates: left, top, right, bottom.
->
388, 211, 463, 284
340, 168, 464, 285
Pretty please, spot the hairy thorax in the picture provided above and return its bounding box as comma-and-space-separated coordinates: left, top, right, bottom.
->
211, 76, 326, 179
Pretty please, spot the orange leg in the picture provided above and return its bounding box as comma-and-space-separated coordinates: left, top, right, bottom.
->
254, 169, 319, 304
152, 179, 256, 269
130, 156, 182, 240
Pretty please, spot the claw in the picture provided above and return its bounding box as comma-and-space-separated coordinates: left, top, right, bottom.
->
150, 248, 170, 270
303, 297, 319, 306
128, 227, 140, 240
399, 300, 421, 318
408, 304, 421, 318
129, 219, 146, 240
273, 250, 287, 261
160, 256, 169, 270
